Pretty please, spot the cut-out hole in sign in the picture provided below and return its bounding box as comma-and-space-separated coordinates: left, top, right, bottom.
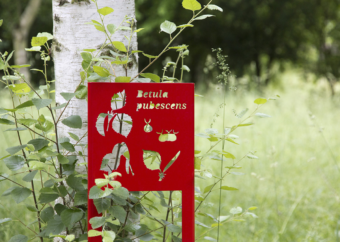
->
101, 142, 133, 175
95, 112, 132, 137
158, 130, 179, 142
88, 83, 194, 241
111, 90, 126, 110
143, 150, 180, 181
126, 191, 182, 242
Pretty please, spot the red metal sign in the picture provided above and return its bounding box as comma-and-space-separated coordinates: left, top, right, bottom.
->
88, 83, 195, 241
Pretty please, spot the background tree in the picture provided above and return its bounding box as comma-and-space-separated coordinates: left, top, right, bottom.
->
300, 0, 340, 96
0, 0, 53, 85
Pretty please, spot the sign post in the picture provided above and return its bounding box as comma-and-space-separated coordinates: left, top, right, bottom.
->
88, 83, 195, 241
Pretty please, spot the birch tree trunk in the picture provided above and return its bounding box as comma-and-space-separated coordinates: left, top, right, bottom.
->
12, 0, 42, 83
52, 0, 138, 241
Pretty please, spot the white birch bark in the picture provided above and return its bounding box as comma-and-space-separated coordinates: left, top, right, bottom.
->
52, 0, 138, 241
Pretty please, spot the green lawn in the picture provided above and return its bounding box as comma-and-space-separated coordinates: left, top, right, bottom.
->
1, 71, 339, 241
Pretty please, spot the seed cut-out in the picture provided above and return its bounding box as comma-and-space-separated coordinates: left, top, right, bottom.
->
144, 119, 153, 133
157, 130, 178, 142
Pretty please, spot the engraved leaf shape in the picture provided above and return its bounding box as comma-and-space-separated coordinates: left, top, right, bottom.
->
101, 142, 130, 173
96, 90, 131, 137
143, 150, 181, 181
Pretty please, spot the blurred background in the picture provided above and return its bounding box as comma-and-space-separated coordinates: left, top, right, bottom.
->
1, 0, 340, 241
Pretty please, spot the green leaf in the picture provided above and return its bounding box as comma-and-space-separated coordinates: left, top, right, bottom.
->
142, 53, 158, 59
207, 4, 223, 12
182, 65, 190, 72
237, 108, 248, 118
107, 24, 116, 34
38, 188, 59, 203
11, 187, 31, 203
11, 64, 31, 69
255, 113, 271, 118
16, 100, 34, 109
88, 230, 102, 237
62, 115, 82, 129
0, 118, 15, 125
41, 207, 54, 223
8, 235, 28, 242
8, 83, 30, 93
89, 216, 106, 229
93, 66, 110, 77
5, 127, 27, 132
65, 235, 75, 242
0, 218, 12, 224
55, 204, 67, 216
3, 75, 20, 81
111, 41, 127, 52
194, 14, 214, 20
89, 186, 112, 199
28, 138, 49, 151
182, 0, 202, 11
230, 207, 242, 214
37, 32, 53, 40
221, 186, 238, 191
140, 73, 160, 83
167, 224, 182, 233
98, 6, 114, 16
57, 154, 69, 165
134, 28, 144, 33
203, 184, 214, 193
204, 236, 217, 241
103, 231, 116, 242
3, 156, 25, 171
74, 190, 88, 206
31, 37, 48, 47
17, 119, 37, 126
160, 20, 177, 35
22, 170, 38, 182
81, 52, 92, 61
2, 187, 17, 196
60, 92, 75, 101
194, 157, 201, 170
254, 98, 267, 105
223, 151, 235, 159
68, 132, 80, 141
25, 46, 41, 52
75, 85, 87, 99
6, 145, 27, 155
61, 208, 84, 228
226, 138, 239, 145
32, 98, 52, 110
109, 205, 127, 223
66, 174, 85, 191
177, 24, 194, 28
0, 19, 3, 27
95, 178, 109, 188
39, 215, 66, 236
247, 154, 259, 159
93, 198, 110, 213
115, 76, 131, 83
112, 187, 129, 199
61, 142, 75, 152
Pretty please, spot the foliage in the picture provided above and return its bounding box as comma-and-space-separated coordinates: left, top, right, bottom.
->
0, 0, 277, 241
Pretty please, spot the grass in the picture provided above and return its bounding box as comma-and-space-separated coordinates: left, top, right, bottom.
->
0, 71, 340, 241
